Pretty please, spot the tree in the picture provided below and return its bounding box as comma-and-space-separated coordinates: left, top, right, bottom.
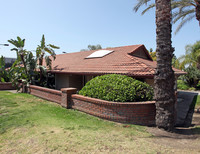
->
149, 50, 157, 61
36, 34, 59, 84
8, 36, 38, 89
154, 0, 175, 131
134, 0, 200, 34
8, 37, 28, 75
80, 44, 102, 51
179, 66, 200, 87
172, 55, 180, 69
135, 0, 175, 131
178, 40, 200, 70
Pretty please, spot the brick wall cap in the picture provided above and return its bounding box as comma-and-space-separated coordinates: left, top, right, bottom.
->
30, 85, 62, 95
61, 88, 77, 93
72, 94, 155, 105
0, 82, 12, 85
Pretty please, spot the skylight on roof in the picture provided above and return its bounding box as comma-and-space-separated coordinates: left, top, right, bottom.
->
86, 50, 114, 59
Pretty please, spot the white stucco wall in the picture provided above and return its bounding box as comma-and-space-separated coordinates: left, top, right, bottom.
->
55, 74, 69, 90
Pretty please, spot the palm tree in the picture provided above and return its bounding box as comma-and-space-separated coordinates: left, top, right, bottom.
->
134, 0, 175, 131
8, 37, 28, 75
134, 0, 200, 34
154, 0, 176, 131
36, 34, 59, 83
178, 40, 200, 69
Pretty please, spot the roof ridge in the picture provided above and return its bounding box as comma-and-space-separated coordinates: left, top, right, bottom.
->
57, 44, 144, 56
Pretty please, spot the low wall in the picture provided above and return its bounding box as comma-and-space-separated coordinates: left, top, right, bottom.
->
71, 94, 156, 126
29, 85, 62, 104
0, 82, 15, 90
27, 85, 156, 126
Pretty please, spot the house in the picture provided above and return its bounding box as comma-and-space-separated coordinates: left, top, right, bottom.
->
4, 57, 16, 68
49, 44, 185, 90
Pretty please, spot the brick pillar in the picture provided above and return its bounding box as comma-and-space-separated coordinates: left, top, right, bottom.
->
61, 88, 77, 108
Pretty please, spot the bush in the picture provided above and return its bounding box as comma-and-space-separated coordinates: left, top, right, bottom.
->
189, 87, 196, 91
79, 74, 153, 102
177, 80, 189, 90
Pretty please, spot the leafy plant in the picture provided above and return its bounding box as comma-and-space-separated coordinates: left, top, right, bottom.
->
177, 80, 189, 90
179, 66, 200, 88
0, 56, 11, 82
134, 0, 200, 34
178, 41, 200, 70
36, 34, 59, 85
79, 74, 153, 102
7, 37, 38, 90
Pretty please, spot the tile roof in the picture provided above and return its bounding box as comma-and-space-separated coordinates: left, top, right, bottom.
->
49, 44, 185, 78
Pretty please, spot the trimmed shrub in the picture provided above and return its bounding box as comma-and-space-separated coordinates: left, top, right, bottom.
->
177, 80, 189, 90
79, 74, 153, 102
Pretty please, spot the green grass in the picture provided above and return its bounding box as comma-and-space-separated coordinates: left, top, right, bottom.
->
0, 91, 199, 153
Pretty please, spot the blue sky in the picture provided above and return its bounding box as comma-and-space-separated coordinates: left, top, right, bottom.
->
0, 0, 199, 58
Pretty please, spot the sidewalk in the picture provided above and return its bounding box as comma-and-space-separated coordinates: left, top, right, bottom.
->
0, 90, 18, 93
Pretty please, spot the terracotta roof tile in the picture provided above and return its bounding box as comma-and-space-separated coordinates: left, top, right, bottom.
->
49, 44, 185, 77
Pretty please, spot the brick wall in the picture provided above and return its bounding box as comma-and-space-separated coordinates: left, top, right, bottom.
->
71, 94, 156, 126
0, 82, 15, 90
29, 85, 62, 104
27, 85, 156, 126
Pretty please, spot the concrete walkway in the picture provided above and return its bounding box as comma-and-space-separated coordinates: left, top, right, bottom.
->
0, 90, 18, 93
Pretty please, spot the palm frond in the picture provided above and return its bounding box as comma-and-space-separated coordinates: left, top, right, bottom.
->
44, 47, 53, 55
48, 44, 60, 49
10, 48, 18, 52
41, 34, 45, 49
133, 0, 151, 12
174, 14, 195, 34
45, 56, 52, 70
173, 8, 195, 23
142, 3, 155, 15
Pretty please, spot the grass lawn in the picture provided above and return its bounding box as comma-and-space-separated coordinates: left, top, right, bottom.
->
0, 91, 200, 153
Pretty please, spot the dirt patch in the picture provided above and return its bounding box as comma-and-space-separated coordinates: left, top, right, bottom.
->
147, 113, 200, 150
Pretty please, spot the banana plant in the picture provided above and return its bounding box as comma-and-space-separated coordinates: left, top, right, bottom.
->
8, 36, 28, 75
36, 34, 59, 84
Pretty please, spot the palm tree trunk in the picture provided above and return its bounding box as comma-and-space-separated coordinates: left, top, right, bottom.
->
155, 0, 175, 131
196, 1, 200, 25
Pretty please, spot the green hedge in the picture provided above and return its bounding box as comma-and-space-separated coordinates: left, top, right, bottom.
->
79, 74, 153, 102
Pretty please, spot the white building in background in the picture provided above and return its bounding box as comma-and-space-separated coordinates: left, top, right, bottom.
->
4, 57, 16, 64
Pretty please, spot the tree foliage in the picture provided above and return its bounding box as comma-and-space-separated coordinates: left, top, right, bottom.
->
178, 40, 200, 70
179, 66, 200, 87
80, 44, 102, 51
36, 34, 59, 85
36, 35, 59, 70
7, 36, 59, 89
134, 0, 200, 34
